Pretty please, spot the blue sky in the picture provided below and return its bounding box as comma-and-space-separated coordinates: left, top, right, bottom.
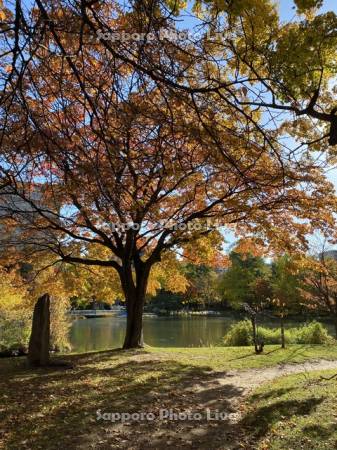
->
180, 0, 337, 250
279, 0, 337, 20
278, 0, 337, 191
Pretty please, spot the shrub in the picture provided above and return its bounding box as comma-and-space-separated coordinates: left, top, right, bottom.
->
0, 296, 72, 354
223, 320, 253, 346
258, 326, 288, 345
50, 296, 71, 352
223, 320, 334, 346
295, 321, 333, 344
0, 310, 31, 352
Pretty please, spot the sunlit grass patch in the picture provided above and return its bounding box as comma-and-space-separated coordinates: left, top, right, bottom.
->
244, 369, 337, 449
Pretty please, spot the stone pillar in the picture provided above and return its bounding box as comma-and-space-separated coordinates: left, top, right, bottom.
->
27, 294, 51, 367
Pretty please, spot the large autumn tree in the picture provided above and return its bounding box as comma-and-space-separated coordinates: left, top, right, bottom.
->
0, 0, 337, 348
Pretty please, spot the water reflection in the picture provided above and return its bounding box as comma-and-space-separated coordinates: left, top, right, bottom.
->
69, 316, 235, 353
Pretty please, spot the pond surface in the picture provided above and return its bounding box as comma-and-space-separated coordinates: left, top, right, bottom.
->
69, 314, 336, 353
69, 315, 236, 352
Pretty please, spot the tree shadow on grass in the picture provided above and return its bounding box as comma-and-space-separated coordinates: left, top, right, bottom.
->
227, 344, 323, 366
248, 386, 298, 402
301, 423, 337, 441
241, 397, 324, 442
227, 345, 308, 364
228, 346, 281, 362
0, 349, 249, 449
276, 345, 314, 364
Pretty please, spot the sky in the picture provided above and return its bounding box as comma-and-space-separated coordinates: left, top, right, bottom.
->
278, 1, 337, 191
279, 0, 337, 20
278, 1, 337, 189
178, 0, 337, 251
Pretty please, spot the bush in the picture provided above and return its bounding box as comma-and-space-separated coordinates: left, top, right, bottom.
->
0, 311, 31, 352
50, 296, 71, 352
223, 320, 253, 346
258, 326, 291, 345
295, 321, 333, 344
223, 320, 334, 346
0, 296, 72, 354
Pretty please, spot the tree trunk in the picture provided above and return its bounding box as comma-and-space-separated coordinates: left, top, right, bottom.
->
121, 258, 150, 350
251, 316, 264, 354
334, 314, 337, 340
251, 317, 258, 353
280, 317, 285, 349
123, 296, 145, 349
27, 293, 50, 367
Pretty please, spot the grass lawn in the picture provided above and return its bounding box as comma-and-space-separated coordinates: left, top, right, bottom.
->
244, 369, 337, 449
1, 344, 337, 449
148, 344, 337, 370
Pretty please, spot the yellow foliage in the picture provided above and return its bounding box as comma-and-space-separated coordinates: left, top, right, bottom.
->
0, 267, 28, 312
149, 253, 189, 295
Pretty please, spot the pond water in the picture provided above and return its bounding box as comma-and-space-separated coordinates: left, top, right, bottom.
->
69, 314, 336, 353
69, 315, 236, 352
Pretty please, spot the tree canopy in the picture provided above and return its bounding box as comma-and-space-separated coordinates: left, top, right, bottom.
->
1, 0, 337, 347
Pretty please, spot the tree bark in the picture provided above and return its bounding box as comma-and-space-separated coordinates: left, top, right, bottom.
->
27, 293, 50, 367
280, 317, 285, 349
251, 317, 258, 353
121, 258, 150, 349
123, 296, 145, 349
251, 316, 264, 354
334, 313, 337, 340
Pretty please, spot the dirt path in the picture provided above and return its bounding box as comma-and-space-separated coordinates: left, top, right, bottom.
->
195, 359, 337, 424
84, 358, 337, 450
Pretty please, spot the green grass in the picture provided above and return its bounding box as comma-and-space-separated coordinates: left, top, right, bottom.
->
149, 344, 337, 370
1, 344, 337, 449
244, 369, 337, 449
